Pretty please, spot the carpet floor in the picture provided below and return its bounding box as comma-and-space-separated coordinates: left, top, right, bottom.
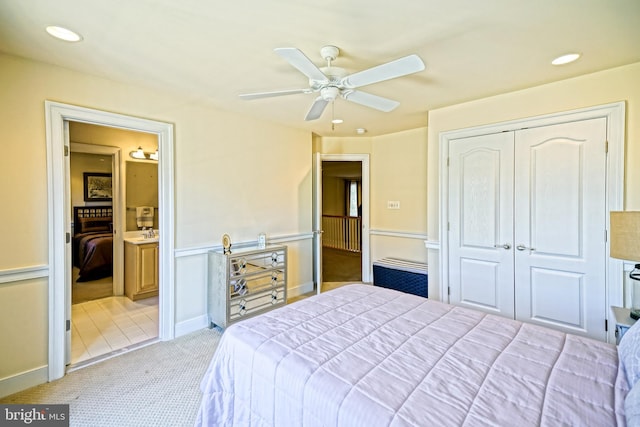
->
322, 247, 361, 282
1, 328, 222, 427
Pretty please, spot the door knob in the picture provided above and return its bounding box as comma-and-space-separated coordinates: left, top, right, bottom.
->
494, 243, 511, 250
516, 244, 535, 251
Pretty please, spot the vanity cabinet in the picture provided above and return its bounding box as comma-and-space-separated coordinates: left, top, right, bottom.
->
124, 240, 159, 300
208, 245, 287, 328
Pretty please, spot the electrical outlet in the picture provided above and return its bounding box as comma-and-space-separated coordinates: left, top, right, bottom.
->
387, 200, 400, 209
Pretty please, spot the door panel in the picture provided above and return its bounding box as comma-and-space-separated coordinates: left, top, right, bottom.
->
529, 140, 582, 256
530, 268, 584, 327
514, 118, 607, 340
460, 258, 501, 309
449, 132, 514, 317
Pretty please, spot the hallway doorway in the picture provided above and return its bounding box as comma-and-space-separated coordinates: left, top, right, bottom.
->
312, 154, 370, 294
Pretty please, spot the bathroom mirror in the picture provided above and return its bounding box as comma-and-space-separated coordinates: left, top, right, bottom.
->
126, 161, 159, 231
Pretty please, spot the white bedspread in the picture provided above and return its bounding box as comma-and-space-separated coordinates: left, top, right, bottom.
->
196, 284, 628, 426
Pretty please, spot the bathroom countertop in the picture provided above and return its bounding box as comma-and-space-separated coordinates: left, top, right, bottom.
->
124, 230, 159, 244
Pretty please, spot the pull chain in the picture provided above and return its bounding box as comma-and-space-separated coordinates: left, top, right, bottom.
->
331, 102, 335, 131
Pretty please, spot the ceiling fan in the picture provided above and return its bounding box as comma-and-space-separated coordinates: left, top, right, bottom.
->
239, 45, 425, 121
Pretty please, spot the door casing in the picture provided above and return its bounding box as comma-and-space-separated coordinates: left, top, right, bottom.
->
45, 101, 175, 381
312, 153, 371, 293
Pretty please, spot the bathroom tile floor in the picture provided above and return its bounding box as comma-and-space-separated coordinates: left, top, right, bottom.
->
70, 296, 158, 366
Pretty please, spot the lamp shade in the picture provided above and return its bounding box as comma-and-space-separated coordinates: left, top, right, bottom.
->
130, 146, 146, 160
610, 211, 640, 261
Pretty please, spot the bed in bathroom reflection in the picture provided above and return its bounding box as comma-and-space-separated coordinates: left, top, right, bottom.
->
73, 206, 114, 283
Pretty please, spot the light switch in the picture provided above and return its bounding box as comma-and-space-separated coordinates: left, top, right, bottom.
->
387, 201, 400, 209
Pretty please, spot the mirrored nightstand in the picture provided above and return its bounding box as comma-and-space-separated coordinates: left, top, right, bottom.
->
612, 306, 637, 344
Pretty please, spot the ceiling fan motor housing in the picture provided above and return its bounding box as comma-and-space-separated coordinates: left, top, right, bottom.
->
320, 86, 340, 102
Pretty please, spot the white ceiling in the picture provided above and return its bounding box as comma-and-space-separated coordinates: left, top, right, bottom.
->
1, 0, 638, 137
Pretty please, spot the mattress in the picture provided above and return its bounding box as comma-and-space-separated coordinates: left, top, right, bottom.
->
196, 284, 628, 426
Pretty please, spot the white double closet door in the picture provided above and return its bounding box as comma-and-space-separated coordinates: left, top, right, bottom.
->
448, 117, 607, 341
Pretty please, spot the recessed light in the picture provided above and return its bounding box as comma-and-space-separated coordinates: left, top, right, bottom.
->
552, 53, 580, 65
356, 128, 367, 134
46, 26, 83, 42
331, 118, 343, 124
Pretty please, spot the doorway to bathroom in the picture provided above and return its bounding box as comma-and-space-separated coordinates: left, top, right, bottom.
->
68, 122, 160, 367
46, 101, 175, 382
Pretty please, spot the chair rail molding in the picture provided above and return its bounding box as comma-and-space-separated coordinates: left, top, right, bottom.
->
0, 265, 49, 285
370, 229, 428, 240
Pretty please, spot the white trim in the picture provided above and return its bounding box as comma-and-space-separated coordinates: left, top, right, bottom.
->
370, 229, 428, 240
424, 240, 440, 250
45, 101, 176, 382
313, 154, 371, 283
0, 265, 49, 284
0, 366, 48, 399
174, 232, 314, 258
175, 315, 209, 337
288, 280, 315, 298
268, 233, 314, 244
438, 102, 625, 343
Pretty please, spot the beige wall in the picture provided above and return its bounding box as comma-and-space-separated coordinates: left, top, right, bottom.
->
317, 127, 429, 270
371, 128, 428, 233
0, 53, 312, 392
322, 176, 346, 216
427, 61, 640, 299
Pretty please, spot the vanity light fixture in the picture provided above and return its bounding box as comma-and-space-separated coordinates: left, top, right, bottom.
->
129, 146, 158, 161
46, 25, 83, 42
552, 53, 581, 65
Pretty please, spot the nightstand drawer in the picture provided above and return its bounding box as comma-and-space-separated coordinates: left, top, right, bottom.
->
612, 306, 637, 345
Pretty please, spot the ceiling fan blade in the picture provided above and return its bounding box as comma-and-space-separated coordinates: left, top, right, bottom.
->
341, 54, 425, 88
239, 88, 311, 100
343, 90, 400, 112
274, 47, 327, 82
305, 97, 329, 121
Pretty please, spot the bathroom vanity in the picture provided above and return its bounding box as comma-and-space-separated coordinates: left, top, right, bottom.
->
124, 236, 159, 301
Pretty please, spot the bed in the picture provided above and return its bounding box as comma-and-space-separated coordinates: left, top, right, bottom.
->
73, 206, 113, 282
196, 284, 640, 426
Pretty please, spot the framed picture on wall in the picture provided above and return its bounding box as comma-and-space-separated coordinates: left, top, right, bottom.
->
83, 172, 112, 201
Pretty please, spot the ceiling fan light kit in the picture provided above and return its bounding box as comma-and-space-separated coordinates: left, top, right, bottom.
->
240, 45, 425, 121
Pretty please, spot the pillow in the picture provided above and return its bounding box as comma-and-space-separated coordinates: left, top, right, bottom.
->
619, 319, 640, 387
626, 382, 640, 427
78, 216, 112, 233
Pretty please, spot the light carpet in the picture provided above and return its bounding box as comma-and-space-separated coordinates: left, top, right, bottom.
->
1, 328, 222, 427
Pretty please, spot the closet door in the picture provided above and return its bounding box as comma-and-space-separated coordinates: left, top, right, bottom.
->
514, 118, 607, 340
448, 132, 515, 317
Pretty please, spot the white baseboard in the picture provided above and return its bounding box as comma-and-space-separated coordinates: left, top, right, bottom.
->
0, 365, 48, 399
174, 315, 209, 338
174, 282, 314, 338
288, 281, 314, 297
